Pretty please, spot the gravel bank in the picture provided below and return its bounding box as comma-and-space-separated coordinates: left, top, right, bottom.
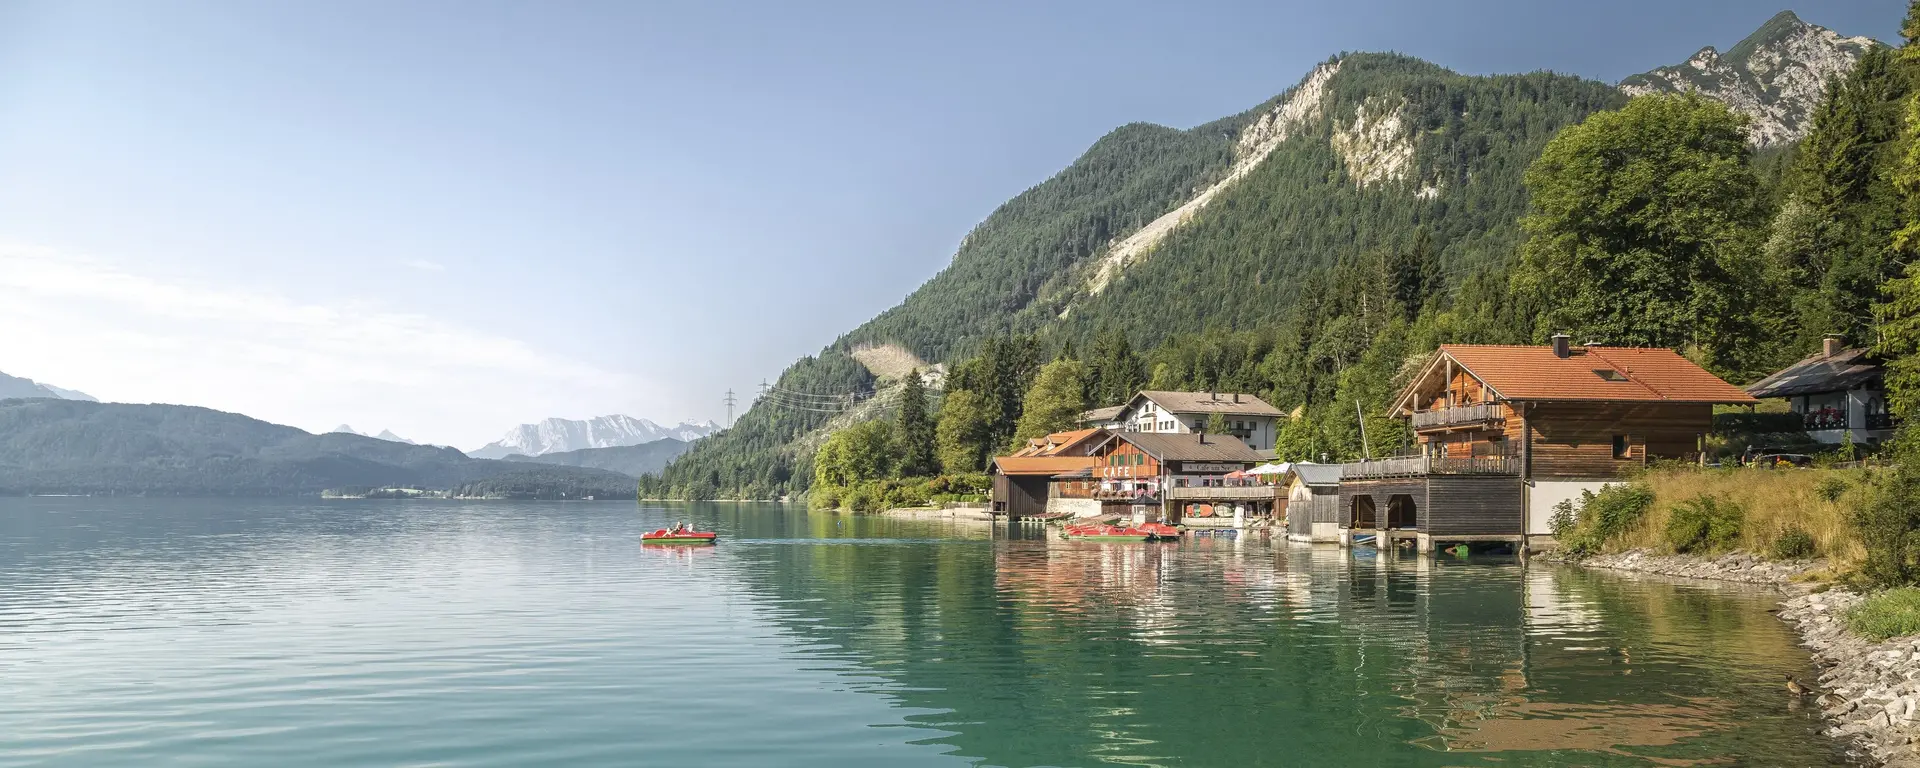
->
1779, 591, 1920, 767
1574, 549, 1819, 586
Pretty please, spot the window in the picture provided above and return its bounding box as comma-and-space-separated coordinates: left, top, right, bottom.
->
1594, 369, 1629, 382
1612, 435, 1630, 459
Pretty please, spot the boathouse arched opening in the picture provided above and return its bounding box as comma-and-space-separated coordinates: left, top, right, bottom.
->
1351, 496, 1377, 528
1386, 494, 1418, 529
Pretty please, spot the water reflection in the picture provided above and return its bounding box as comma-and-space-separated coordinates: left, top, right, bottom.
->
732, 522, 1848, 767
0, 500, 1852, 768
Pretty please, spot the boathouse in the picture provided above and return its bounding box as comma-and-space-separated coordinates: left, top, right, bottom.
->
1745, 336, 1896, 446
991, 455, 1101, 519
1341, 336, 1756, 551
989, 428, 1109, 519
1086, 431, 1270, 524
1284, 463, 1343, 543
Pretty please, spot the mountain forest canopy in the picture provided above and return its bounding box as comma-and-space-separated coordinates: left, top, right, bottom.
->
650, 12, 1920, 502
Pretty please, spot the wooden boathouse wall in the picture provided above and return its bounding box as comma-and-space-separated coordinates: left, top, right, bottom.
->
1424, 476, 1524, 536
990, 473, 1050, 518
1338, 479, 1424, 529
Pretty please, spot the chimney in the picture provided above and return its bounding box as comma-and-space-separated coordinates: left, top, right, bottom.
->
1233, 393, 1241, 404
1823, 334, 1844, 359
1551, 334, 1571, 358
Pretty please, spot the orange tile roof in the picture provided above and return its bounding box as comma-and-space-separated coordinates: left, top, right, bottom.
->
991, 456, 1101, 476
1035, 428, 1103, 455
1431, 344, 1756, 404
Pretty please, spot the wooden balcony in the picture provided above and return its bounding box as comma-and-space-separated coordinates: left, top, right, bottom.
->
1341, 453, 1520, 479
1167, 485, 1278, 501
1410, 402, 1504, 431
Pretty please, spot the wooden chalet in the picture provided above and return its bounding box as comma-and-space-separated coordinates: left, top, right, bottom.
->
1342, 335, 1756, 551
1087, 431, 1270, 524
1745, 336, 1897, 446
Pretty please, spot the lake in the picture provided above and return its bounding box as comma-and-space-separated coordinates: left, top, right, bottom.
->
0, 498, 1851, 766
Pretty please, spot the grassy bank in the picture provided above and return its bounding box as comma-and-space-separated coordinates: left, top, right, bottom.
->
1576, 467, 1868, 569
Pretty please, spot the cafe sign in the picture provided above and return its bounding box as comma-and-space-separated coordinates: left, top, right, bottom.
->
1180, 462, 1243, 474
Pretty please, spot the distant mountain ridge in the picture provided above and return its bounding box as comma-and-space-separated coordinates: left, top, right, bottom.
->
0, 370, 95, 402
0, 399, 636, 498
470, 415, 718, 459
1619, 10, 1880, 146
330, 424, 418, 445
504, 438, 692, 478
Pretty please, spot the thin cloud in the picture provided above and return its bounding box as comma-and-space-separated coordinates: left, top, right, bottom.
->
0, 243, 653, 447
402, 258, 447, 272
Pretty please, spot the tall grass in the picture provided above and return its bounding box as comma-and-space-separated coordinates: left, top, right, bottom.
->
1607, 467, 1867, 566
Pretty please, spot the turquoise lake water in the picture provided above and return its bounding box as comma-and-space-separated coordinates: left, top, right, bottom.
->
0, 498, 1852, 766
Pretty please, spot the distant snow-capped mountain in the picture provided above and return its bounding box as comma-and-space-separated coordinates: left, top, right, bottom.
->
374, 429, 416, 445
468, 415, 719, 459
329, 425, 417, 445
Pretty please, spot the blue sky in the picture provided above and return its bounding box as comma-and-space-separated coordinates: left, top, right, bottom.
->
0, 0, 1902, 448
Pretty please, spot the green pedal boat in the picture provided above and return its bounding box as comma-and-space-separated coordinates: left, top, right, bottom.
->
642, 528, 718, 545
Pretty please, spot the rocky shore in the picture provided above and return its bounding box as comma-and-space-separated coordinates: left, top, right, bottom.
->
1573, 549, 1819, 586
1779, 591, 1920, 767
1572, 549, 1918, 766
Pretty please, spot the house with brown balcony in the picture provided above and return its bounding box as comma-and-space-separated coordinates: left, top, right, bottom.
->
1744, 335, 1896, 446
1084, 431, 1270, 524
1340, 335, 1756, 552
1083, 391, 1283, 451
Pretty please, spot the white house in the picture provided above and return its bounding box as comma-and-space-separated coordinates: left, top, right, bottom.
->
1105, 391, 1282, 452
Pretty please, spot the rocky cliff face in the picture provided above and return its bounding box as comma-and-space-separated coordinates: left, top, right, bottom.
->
1619, 10, 1879, 146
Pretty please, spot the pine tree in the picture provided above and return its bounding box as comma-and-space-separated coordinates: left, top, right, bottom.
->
1086, 329, 1143, 407
895, 369, 938, 477
1204, 411, 1229, 435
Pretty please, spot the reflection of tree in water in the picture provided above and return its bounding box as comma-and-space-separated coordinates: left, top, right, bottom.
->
717, 511, 1843, 767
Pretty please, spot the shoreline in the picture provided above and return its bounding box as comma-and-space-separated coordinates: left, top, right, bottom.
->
1570, 550, 1914, 767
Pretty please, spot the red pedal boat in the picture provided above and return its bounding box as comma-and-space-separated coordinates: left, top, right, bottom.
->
1138, 522, 1182, 540
642, 528, 718, 545
1063, 523, 1153, 542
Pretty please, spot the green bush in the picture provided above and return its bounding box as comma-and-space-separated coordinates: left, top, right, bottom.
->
1847, 588, 1920, 641
1664, 494, 1745, 553
1817, 475, 1850, 503
1850, 466, 1920, 588
809, 485, 842, 511
1548, 499, 1577, 537
1770, 525, 1816, 560
843, 483, 881, 513
1557, 482, 1656, 557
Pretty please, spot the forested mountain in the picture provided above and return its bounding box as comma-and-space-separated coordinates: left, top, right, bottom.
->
0, 399, 635, 498
505, 438, 691, 478
654, 10, 1892, 501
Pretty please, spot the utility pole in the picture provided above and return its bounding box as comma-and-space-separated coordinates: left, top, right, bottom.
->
724, 389, 737, 428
